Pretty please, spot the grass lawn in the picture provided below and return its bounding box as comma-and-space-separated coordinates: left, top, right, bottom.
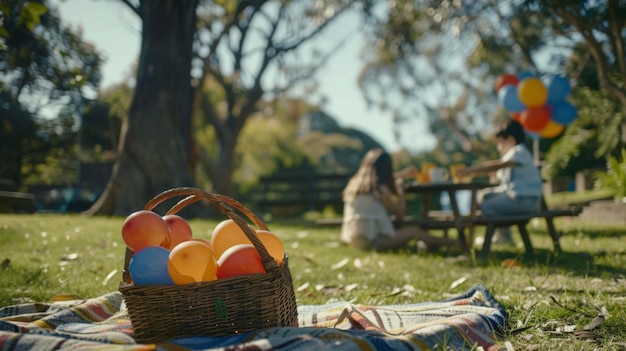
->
1, 211, 625, 350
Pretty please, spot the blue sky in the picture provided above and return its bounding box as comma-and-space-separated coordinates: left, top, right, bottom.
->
53, 0, 437, 153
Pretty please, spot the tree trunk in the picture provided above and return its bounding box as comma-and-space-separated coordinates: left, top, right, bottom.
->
85, 0, 199, 216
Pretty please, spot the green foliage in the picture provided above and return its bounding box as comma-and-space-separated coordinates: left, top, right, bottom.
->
542, 88, 624, 179
593, 148, 626, 200
0, 0, 103, 186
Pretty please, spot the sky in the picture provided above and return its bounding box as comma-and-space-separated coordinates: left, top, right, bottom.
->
52, 0, 436, 153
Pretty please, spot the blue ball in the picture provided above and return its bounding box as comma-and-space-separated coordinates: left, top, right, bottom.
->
129, 246, 174, 285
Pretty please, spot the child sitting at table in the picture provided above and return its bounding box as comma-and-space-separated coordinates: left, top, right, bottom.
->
340, 148, 460, 252
456, 120, 543, 245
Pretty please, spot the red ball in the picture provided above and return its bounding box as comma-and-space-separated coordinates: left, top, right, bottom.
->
121, 210, 169, 252
216, 244, 266, 279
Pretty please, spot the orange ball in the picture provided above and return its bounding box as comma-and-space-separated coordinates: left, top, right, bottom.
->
167, 241, 217, 284
216, 244, 266, 279
210, 219, 253, 259
256, 230, 285, 265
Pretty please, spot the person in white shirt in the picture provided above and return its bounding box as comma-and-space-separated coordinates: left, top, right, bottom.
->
456, 120, 543, 244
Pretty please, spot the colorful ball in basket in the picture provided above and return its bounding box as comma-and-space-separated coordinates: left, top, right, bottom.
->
210, 219, 253, 259
128, 246, 174, 285
122, 210, 170, 252
119, 188, 299, 343
167, 240, 218, 284
216, 244, 266, 279
163, 214, 193, 249
255, 230, 285, 265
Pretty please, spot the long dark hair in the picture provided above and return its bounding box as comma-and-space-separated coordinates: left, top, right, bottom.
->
343, 148, 398, 202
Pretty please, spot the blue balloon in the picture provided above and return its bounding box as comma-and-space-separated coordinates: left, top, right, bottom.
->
129, 246, 174, 285
518, 70, 537, 80
551, 101, 577, 125
498, 85, 526, 112
546, 75, 571, 104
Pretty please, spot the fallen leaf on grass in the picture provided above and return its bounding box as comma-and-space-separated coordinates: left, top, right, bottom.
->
574, 330, 598, 339
102, 269, 117, 285
331, 258, 349, 270
345, 283, 358, 292
554, 325, 576, 333
449, 276, 467, 290
296, 282, 310, 292
501, 258, 521, 267
51, 294, 82, 302
583, 315, 605, 330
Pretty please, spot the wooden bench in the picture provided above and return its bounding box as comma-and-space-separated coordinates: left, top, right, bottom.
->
0, 179, 36, 213
466, 196, 583, 256
254, 172, 352, 218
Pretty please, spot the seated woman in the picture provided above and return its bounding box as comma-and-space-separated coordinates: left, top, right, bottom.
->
340, 148, 460, 252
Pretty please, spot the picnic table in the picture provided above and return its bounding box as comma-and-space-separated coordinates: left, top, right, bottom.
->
404, 180, 583, 255
404, 180, 494, 249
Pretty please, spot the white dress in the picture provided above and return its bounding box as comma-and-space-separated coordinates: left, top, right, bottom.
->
340, 194, 395, 250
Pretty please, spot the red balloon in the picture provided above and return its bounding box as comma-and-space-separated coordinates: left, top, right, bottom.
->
495, 73, 519, 92
520, 107, 551, 133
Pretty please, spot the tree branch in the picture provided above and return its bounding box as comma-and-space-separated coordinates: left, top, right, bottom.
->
119, 0, 140, 17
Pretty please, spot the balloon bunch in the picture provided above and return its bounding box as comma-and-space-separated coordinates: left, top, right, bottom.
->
495, 72, 577, 138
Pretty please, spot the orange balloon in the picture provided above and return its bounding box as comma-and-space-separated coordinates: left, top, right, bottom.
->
518, 77, 548, 107
256, 230, 285, 265
189, 238, 213, 250
510, 112, 522, 122
520, 106, 550, 133
210, 219, 253, 259
540, 119, 564, 138
216, 244, 266, 279
167, 241, 217, 284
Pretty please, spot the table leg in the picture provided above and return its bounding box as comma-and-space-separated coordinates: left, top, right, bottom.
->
446, 190, 467, 249
467, 189, 481, 247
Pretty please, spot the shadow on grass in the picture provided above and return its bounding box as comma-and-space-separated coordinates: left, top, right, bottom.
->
466, 247, 626, 277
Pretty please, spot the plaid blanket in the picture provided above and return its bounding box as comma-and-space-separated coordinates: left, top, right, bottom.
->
0, 284, 507, 350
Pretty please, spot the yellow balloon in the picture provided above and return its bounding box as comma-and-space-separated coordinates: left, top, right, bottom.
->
518, 77, 548, 107
540, 119, 564, 138
256, 230, 285, 265
210, 219, 253, 259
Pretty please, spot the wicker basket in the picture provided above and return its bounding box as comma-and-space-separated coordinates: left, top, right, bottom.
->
119, 187, 298, 344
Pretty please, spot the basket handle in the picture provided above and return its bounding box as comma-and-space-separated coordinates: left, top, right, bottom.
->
122, 187, 279, 284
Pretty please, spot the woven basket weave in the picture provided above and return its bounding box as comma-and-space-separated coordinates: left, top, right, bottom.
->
119, 187, 298, 344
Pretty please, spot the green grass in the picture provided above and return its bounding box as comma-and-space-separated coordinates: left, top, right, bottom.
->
1, 212, 625, 350
545, 188, 615, 208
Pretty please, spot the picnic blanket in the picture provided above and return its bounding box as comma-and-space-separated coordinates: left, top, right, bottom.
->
0, 284, 508, 350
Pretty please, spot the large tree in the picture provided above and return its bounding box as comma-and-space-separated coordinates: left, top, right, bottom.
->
86, 0, 199, 216
87, 0, 370, 215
